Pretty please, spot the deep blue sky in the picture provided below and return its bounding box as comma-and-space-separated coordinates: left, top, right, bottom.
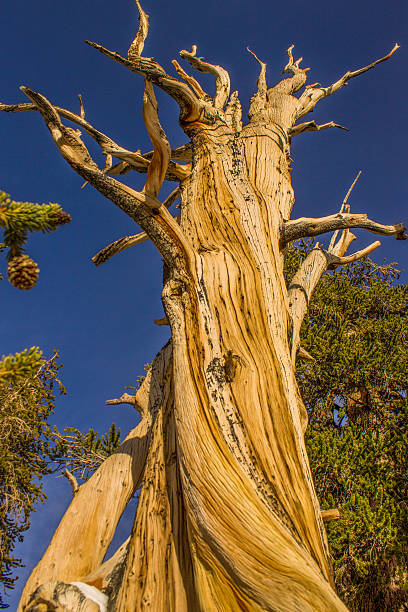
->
1, 0, 407, 606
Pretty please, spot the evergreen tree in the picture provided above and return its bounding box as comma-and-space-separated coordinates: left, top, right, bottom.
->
286, 245, 408, 610
0, 350, 64, 608
0, 190, 71, 606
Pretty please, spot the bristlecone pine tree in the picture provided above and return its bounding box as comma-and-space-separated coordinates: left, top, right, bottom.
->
1, 2, 405, 610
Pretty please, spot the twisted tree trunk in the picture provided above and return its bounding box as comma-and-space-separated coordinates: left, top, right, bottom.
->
2, 3, 403, 610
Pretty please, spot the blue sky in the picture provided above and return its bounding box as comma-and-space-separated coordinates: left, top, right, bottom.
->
1, 0, 407, 606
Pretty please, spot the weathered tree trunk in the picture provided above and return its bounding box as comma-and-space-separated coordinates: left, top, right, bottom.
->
3, 4, 403, 610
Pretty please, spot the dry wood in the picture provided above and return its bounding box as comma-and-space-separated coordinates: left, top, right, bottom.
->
18, 343, 172, 611
3, 4, 403, 609
321, 509, 341, 523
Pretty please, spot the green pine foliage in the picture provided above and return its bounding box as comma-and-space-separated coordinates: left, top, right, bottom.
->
0, 191, 69, 258
0, 350, 65, 608
0, 190, 71, 289
285, 242, 408, 611
50, 423, 122, 482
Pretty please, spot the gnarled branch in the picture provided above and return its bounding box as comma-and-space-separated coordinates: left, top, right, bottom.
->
171, 59, 208, 99
142, 79, 171, 197
92, 188, 180, 266
128, 0, 149, 60
296, 43, 399, 120
282, 212, 406, 246
85, 40, 201, 122
288, 120, 348, 137
13, 88, 188, 269
268, 45, 309, 96
18, 342, 173, 610
179, 45, 230, 109
0, 97, 191, 182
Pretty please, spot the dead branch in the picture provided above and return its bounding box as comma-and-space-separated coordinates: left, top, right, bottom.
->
328, 172, 361, 250
154, 317, 169, 326
85, 40, 201, 122
128, 0, 149, 60
296, 44, 399, 120
286, 168, 399, 361
282, 212, 406, 246
92, 232, 149, 266
269, 45, 309, 96
326, 240, 381, 269
247, 47, 267, 99
179, 45, 230, 109
321, 509, 340, 523
142, 80, 171, 197
297, 346, 315, 362
77, 94, 85, 119
91, 188, 180, 266
105, 392, 137, 407
12, 88, 187, 269
63, 469, 79, 496
288, 120, 348, 137
172, 59, 208, 99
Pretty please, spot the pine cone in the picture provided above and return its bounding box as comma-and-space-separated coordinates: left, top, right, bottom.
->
50, 210, 71, 227
7, 255, 40, 290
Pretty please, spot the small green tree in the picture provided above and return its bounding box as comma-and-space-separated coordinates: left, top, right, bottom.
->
286, 245, 408, 611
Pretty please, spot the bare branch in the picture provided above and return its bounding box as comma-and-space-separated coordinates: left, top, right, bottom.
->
288, 120, 348, 137
171, 59, 208, 99
282, 212, 406, 246
63, 469, 79, 496
15, 88, 188, 269
268, 45, 309, 96
297, 346, 315, 362
78, 94, 85, 119
0, 96, 190, 187
142, 80, 171, 197
326, 240, 381, 269
92, 189, 180, 266
92, 232, 149, 266
179, 45, 230, 109
296, 44, 399, 120
328, 171, 361, 250
321, 509, 340, 523
128, 0, 149, 60
0, 98, 139, 166
85, 40, 200, 121
247, 47, 267, 99
154, 317, 169, 326
105, 392, 138, 408
143, 143, 192, 162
